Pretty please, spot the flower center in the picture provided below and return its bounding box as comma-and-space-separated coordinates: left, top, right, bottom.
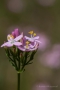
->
11, 39, 15, 44
25, 41, 30, 49
7, 34, 14, 41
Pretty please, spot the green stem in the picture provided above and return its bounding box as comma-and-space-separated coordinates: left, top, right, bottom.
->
17, 54, 20, 90
17, 73, 20, 90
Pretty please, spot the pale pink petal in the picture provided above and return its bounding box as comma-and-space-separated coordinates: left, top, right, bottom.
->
25, 36, 40, 42
7, 42, 13, 47
35, 40, 42, 43
25, 36, 34, 42
24, 36, 31, 40
14, 34, 23, 41
14, 42, 22, 46
1, 42, 13, 47
30, 45, 34, 48
34, 36, 39, 39
18, 45, 37, 51
29, 47, 37, 51
18, 46, 25, 51
29, 44, 35, 48
1, 42, 8, 47
12, 31, 16, 38
14, 28, 20, 37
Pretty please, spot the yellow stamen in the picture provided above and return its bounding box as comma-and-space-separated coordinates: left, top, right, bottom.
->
7, 37, 10, 40
7, 34, 14, 40
10, 34, 14, 39
26, 41, 30, 44
25, 41, 30, 49
28, 31, 33, 34
33, 33, 36, 36
7, 35, 10, 40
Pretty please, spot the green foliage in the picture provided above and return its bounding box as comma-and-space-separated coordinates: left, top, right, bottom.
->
4, 47, 37, 73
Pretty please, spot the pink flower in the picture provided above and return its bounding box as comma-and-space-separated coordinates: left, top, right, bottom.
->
18, 31, 41, 51
1, 30, 41, 52
18, 41, 39, 51
1, 33, 23, 47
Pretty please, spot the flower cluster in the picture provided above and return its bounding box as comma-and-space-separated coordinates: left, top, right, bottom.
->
1, 29, 41, 73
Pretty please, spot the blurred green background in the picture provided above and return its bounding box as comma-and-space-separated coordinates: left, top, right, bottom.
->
0, 0, 60, 90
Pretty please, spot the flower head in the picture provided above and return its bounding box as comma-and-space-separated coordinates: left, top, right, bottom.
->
18, 31, 41, 51
1, 29, 41, 72
1, 33, 23, 47
18, 39, 39, 51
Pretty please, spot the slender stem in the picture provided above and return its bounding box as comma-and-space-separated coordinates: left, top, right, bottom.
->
17, 73, 20, 90
17, 55, 20, 90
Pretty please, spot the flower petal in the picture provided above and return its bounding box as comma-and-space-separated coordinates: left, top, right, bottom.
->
1, 42, 13, 47
7, 42, 13, 47
25, 36, 30, 40
34, 36, 39, 39
35, 40, 42, 43
25, 36, 40, 42
12, 31, 16, 38
1, 42, 8, 47
29, 48, 37, 51
14, 34, 23, 41
14, 42, 22, 46
18, 46, 25, 51
14, 28, 20, 37
29, 44, 35, 48
25, 46, 37, 51
25, 36, 34, 42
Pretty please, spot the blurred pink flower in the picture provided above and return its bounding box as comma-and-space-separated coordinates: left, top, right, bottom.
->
38, 33, 50, 51
32, 82, 50, 90
40, 44, 60, 68
7, 0, 25, 13
37, 0, 56, 6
